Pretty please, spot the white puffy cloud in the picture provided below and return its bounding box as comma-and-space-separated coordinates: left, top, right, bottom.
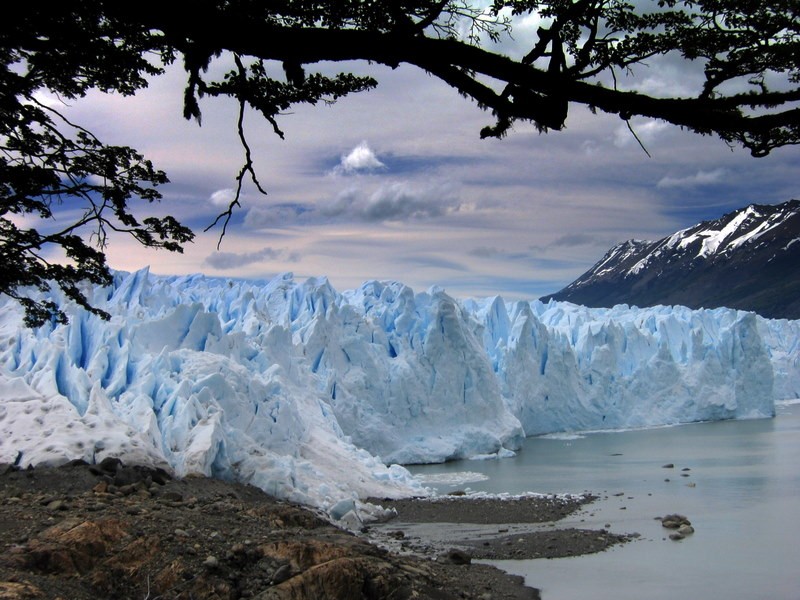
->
333, 141, 386, 174
657, 168, 727, 188
613, 119, 670, 149
209, 189, 237, 207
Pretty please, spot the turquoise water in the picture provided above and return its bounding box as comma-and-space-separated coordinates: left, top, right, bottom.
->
408, 402, 800, 600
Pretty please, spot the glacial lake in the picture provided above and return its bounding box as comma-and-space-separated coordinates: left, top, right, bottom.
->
407, 401, 800, 600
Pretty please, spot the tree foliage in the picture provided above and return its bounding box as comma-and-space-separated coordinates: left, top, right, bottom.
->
2, 0, 798, 325
1, 4, 191, 325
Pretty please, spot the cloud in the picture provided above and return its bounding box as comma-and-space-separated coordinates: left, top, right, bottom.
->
332, 141, 386, 174
613, 119, 670, 149
619, 54, 707, 98
525, 234, 614, 255
488, 9, 552, 61
467, 246, 532, 261
468, 246, 504, 258
401, 254, 469, 272
581, 140, 600, 156
547, 233, 602, 248
657, 168, 727, 188
209, 188, 236, 207
204, 247, 300, 269
244, 203, 315, 228
244, 181, 463, 228
30, 91, 62, 108
322, 181, 462, 222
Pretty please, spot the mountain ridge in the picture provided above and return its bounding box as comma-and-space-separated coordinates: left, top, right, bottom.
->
542, 199, 800, 319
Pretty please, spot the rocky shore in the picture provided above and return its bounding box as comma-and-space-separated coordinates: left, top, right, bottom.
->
0, 461, 630, 599
366, 494, 630, 562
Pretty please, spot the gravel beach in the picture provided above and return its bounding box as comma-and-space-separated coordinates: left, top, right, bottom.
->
0, 462, 630, 599
367, 493, 631, 562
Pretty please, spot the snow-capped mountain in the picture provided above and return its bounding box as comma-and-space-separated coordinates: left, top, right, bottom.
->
543, 200, 800, 319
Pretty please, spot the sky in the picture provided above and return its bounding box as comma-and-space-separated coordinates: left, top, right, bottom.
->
42, 13, 800, 301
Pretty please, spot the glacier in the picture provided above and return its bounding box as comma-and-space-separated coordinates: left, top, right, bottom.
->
0, 269, 795, 513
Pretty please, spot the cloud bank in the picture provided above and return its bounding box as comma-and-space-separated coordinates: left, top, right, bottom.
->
657, 168, 727, 188
323, 181, 462, 221
245, 180, 463, 228
204, 247, 300, 270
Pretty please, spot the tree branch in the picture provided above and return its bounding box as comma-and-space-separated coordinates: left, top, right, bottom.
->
204, 54, 269, 249
103, 4, 798, 156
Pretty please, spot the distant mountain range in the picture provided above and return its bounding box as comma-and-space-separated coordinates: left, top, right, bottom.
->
542, 199, 800, 320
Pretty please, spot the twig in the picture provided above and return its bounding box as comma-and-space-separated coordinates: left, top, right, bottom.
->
205, 54, 269, 249
626, 119, 652, 158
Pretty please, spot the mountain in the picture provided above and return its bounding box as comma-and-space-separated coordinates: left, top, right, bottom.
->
542, 200, 800, 319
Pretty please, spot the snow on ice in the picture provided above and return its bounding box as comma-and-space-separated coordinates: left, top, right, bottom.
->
0, 270, 795, 513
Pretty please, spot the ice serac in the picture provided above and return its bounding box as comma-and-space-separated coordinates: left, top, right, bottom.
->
0, 272, 427, 512
471, 299, 777, 434
333, 281, 524, 464
757, 317, 800, 400
0, 270, 792, 511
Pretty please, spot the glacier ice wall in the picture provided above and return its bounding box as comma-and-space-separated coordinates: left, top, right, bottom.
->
0, 270, 791, 509
0, 271, 428, 510
467, 298, 777, 435
757, 317, 800, 400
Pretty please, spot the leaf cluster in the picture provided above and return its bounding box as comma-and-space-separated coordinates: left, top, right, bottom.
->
1, 5, 191, 326
483, 0, 800, 153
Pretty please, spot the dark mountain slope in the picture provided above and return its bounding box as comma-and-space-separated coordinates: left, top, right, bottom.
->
542, 200, 800, 319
